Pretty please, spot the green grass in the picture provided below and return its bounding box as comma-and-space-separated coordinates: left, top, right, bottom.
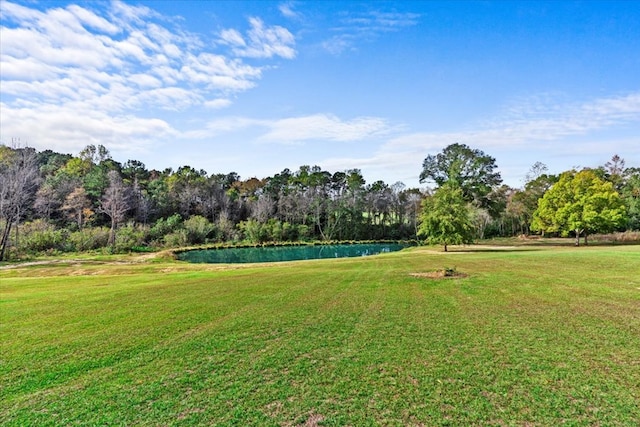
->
1, 245, 639, 426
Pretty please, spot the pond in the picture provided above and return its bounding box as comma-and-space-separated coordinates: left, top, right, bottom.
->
177, 243, 407, 264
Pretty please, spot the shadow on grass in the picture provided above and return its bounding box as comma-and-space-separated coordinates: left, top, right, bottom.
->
455, 247, 544, 253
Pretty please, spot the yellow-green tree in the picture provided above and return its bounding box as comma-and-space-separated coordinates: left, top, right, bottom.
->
418, 182, 474, 252
532, 169, 626, 245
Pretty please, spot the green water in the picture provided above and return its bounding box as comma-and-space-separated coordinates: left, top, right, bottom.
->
178, 243, 407, 264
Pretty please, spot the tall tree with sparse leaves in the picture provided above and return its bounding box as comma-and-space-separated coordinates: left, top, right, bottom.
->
100, 170, 130, 250
0, 145, 41, 260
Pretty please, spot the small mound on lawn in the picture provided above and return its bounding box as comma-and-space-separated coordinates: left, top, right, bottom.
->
410, 268, 467, 279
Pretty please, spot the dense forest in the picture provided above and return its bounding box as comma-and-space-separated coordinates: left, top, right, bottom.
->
1, 142, 638, 260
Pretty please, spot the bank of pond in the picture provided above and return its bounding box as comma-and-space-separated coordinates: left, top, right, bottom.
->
177, 242, 409, 264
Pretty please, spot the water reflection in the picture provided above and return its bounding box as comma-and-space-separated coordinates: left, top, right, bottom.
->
178, 243, 406, 264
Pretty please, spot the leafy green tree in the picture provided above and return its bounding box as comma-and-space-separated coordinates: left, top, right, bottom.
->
506, 164, 557, 235
532, 170, 626, 245
79, 144, 111, 165
419, 143, 502, 208
84, 158, 122, 201
418, 182, 474, 252
62, 157, 92, 178
147, 177, 172, 220
621, 167, 640, 230
36, 150, 72, 177
122, 159, 150, 185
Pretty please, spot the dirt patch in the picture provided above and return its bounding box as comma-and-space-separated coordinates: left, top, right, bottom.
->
410, 269, 468, 279
298, 413, 325, 427
176, 408, 204, 420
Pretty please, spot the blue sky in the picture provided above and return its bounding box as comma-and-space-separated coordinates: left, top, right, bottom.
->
1, 0, 638, 188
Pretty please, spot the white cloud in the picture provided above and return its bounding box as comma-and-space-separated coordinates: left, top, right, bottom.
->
220, 28, 246, 47
204, 98, 233, 109
180, 53, 262, 91
0, 102, 175, 154
475, 92, 640, 146
322, 10, 421, 55
188, 113, 393, 143
279, 2, 302, 20
260, 114, 391, 143
67, 4, 120, 34
179, 116, 259, 140
219, 17, 296, 59
0, 1, 295, 154
320, 92, 640, 186
321, 36, 354, 55
128, 87, 202, 111
374, 92, 640, 155
108, 0, 156, 28
340, 11, 421, 32
129, 73, 163, 89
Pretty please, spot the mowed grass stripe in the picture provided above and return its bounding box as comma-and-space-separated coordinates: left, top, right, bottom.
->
1, 246, 639, 425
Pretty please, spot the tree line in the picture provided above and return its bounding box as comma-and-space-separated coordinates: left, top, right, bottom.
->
416, 144, 636, 251
1, 142, 638, 259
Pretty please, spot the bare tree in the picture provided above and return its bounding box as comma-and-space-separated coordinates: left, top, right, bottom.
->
605, 154, 625, 176
34, 183, 60, 220
130, 178, 152, 226
0, 145, 41, 260
99, 170, 130, 249
63, 187, 92, 229
470, 207, 492, 239
403, 188, 425, 238
251, 194, 276, 223
524, 161, 548, 185
605, 154, 626, 190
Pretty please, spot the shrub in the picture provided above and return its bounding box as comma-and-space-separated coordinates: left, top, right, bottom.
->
68, 227, 110, 252
590, 231, 640, 244
297, 224, 311, 241
164, 230, 188, 248
149, 214, 182, 242
183, 215, 216, 245
19, 220, 67, 253
217, 213, 238, 242
114, 225, 147, 253
281, 221, 295, 241
238, 219, 269, 243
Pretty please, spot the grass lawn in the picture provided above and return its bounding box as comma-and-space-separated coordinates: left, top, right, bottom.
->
1, 245, 639, 426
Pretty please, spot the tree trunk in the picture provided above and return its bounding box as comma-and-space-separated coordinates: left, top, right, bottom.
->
575, 229, 581, 246
14, 217, 20, 251
444, 243, 448, 252
0, 220, 13, 261
584, 233, 588, 246
109, 217, 116, 250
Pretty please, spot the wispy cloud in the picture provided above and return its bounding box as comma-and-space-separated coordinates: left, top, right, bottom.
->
0, 1, 295, 152
279, 2, 302, 20
260, 114, 391, 143
188, 113, 394, 144
321, 92, 640, 184
322, 10, 420, 54
219, 17, 296, 59
341, 11, 421, 31
203, 98, 233, 109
